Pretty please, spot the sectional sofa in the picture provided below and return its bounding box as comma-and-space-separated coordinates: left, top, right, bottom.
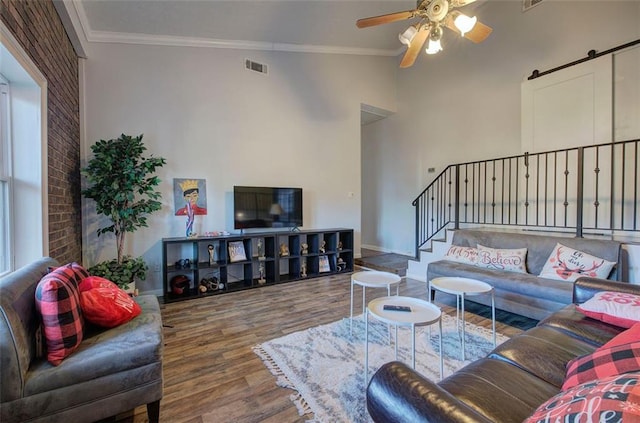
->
427, 229, 623, 320
366, 277, 640, 422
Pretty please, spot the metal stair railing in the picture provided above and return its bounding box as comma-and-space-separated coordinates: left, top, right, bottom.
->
412, 138, 640, 258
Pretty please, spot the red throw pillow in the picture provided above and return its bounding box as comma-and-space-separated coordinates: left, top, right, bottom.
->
525, 371, 640, 423
577, 291, 640, 328
598, 322, 640, 351
562, 341, 640, 390
79, 277, 141, 328
35, 263, 85, 366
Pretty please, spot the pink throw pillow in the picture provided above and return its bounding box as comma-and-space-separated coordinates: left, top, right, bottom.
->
598, 322, 640, 351
577, 291, 640, 329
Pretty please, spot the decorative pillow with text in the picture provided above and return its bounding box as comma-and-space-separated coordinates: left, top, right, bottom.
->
525, 371, 640, 423
539, 243, 616, 282
475, 245, 528, 273
443, 246, 478, 265
577, 291, 640, 329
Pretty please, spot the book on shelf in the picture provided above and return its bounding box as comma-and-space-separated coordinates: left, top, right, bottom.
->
228, 241, 247, 263
319, 255, 330, 273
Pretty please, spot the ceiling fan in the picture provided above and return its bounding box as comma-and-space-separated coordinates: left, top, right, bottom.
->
356, 0, 492, 68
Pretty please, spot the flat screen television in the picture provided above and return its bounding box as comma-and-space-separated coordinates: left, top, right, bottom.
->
233, 186, 303, 229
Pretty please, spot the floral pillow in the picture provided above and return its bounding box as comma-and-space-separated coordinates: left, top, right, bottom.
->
525, 371, 640, 423
475, 244, 528, 273
443, 246, 478, 265
539, 243, 616, 282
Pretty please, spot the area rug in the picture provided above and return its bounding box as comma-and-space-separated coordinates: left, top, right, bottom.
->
253, 313, 509, 423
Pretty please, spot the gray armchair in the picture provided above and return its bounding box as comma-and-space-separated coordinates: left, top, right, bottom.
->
0, 257, 163, 422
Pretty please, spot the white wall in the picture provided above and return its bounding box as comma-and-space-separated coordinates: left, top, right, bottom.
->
362, 1, 640, 256
82, 43, 397, 293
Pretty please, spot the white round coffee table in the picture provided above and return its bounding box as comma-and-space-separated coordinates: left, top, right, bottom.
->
428, 276, 496, 360
350, 271, 402, 334
364, 296, 442, 383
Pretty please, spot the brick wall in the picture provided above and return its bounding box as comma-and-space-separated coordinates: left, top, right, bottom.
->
1, 0, 82, 264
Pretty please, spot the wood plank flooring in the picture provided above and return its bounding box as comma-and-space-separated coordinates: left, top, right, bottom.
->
116, 271, 536, 423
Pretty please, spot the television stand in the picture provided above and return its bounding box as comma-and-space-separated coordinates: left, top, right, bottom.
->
161, 228, 354, 303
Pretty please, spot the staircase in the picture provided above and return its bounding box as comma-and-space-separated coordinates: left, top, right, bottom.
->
406, 139, 640, 282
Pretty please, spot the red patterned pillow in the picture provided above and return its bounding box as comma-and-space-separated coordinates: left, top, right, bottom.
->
598, 323, 640, 351
35, 263, 85, 366
562, 341, 640, 390
476, 244, 528, 273
525, 371, 640, 423
577, 291, 640, 329
443, 246, 478, 265
79, 276, 141, 328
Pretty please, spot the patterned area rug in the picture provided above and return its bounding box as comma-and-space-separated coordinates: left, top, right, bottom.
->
253, 313, 509, 423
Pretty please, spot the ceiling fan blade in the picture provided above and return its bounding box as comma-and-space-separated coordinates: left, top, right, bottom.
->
444, 15, 493, 43
356, 10, 415, 28
450, 0, 477, 6
400, 27, 429, 68
463, 21, 492, 43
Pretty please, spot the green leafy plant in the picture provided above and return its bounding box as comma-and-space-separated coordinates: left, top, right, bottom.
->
87, 256, 147, 290
82, 133, 166, 288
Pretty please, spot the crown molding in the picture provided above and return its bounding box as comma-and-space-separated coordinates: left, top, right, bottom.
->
67, 0, 399, 57
84, 30, 399, 57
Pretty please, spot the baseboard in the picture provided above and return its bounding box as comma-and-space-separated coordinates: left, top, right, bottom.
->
361, 244, 414, 257
405, 269, 427, 282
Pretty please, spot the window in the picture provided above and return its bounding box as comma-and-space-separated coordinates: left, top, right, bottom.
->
1, 22, 47, 272
0, 76, 11, 275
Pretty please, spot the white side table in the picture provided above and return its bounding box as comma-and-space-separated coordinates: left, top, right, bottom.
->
428, 277, 496, 360
350, 271, 401, 334
365, 296, 442, 383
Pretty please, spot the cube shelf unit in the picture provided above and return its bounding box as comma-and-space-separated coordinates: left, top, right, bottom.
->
162, 228, 354, 303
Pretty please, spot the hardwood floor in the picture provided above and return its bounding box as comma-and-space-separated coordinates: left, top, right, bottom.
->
118, 270, 536, 423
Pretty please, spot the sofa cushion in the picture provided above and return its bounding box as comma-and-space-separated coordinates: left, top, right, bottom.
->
439, 358, 560, 423
476, 245, 527, 273
539, 243, 616, 282
34, 264, 86, 366
539, 304, 624, 347
562, 341, 640, 390
525, 371, 640, 423
79, 277, 142, 328
577, 291, 640, 328
489, 326, 596, 388
443, 245, 478, 265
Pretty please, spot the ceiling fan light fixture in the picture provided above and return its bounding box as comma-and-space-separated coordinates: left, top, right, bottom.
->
453, 13, 477, 36
398, 25, 418, 46
425, 38, 442, 54
426, 25, 443, 54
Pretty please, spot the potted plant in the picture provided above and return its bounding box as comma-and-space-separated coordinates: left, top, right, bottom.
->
82, 133, 166, 291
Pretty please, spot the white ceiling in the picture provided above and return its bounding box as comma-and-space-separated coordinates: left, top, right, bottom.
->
73, 0, 486, 56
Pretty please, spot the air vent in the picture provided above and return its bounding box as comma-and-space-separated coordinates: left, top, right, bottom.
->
523, 0, 544, 12
245, 59, 268, 75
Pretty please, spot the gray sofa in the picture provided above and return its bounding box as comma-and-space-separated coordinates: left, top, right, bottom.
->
0, 257, 164, 423
427, 230, 623, 320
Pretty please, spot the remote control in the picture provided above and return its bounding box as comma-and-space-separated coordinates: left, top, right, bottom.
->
383, 304, 412, 312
